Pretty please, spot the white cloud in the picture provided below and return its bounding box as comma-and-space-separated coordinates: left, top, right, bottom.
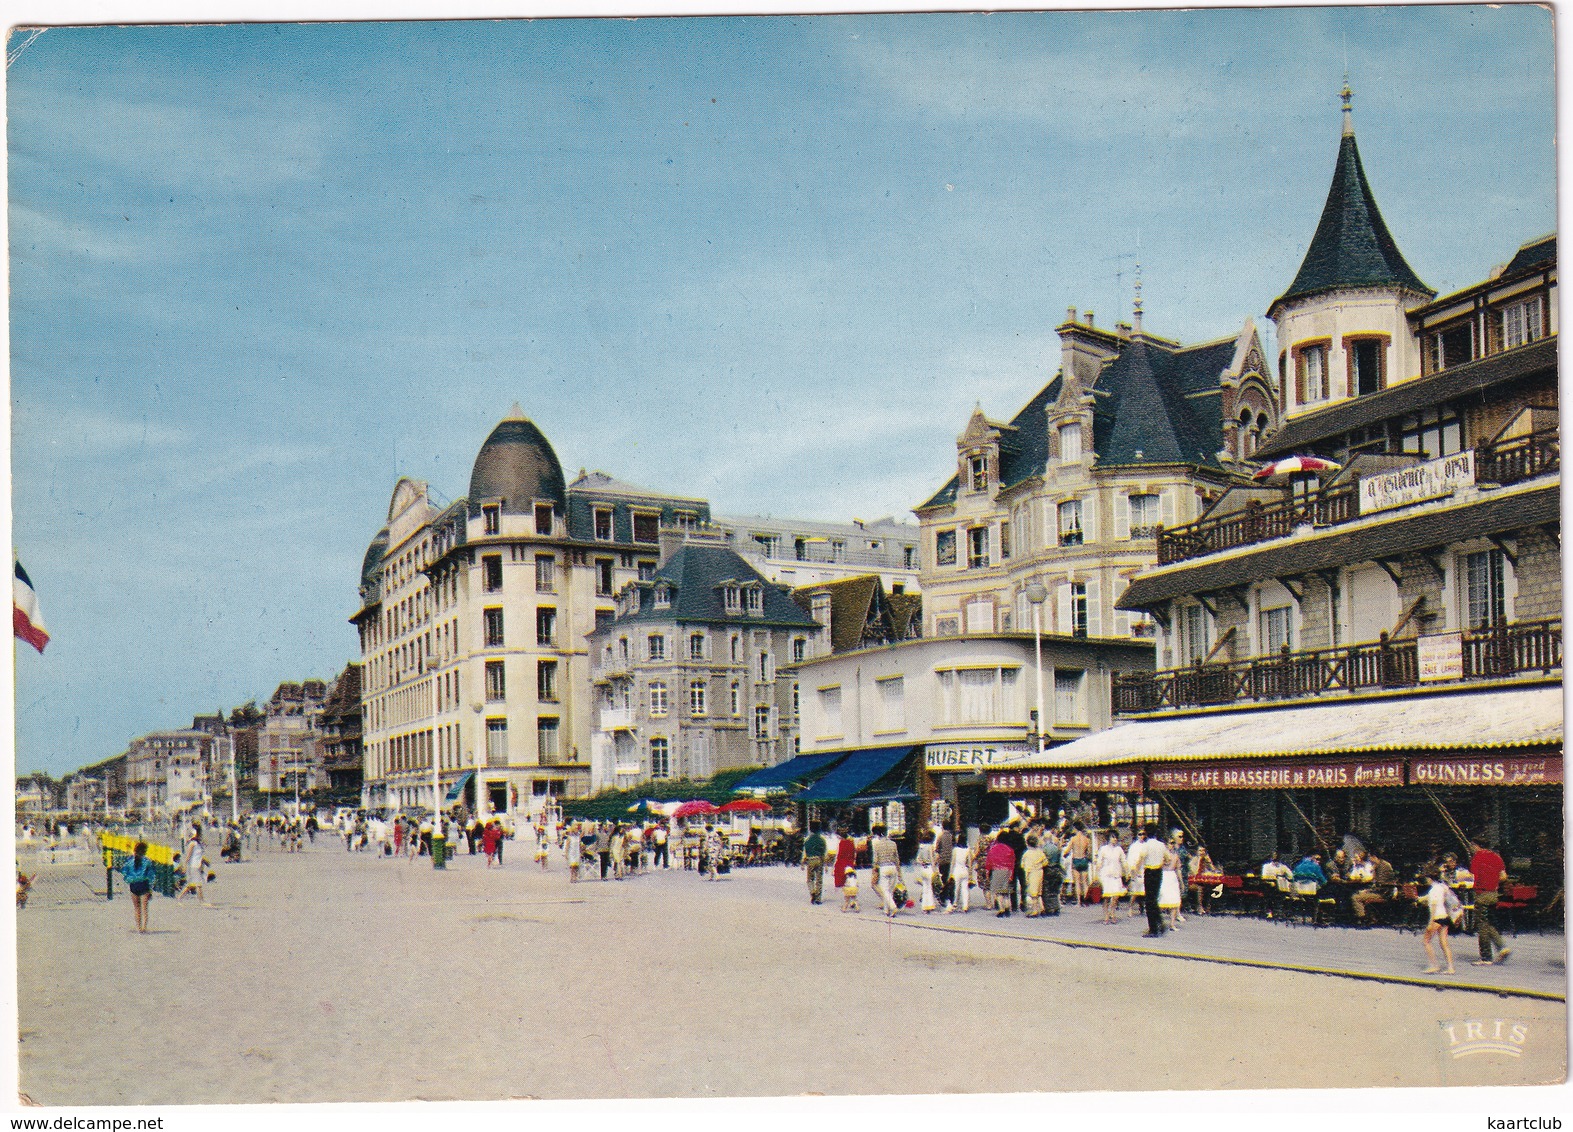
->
13, 81, 336, 197
8, 203, 154, 264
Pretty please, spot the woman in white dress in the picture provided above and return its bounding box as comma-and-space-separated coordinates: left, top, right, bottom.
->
1125, 836, 1146, 919
1097, 832, 1128, 924
948, 838, 973, 914
1158, 840, 1184, 930
915, 830, 938, 912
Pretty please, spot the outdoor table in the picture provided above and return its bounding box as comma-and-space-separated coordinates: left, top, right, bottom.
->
1190, 872, 1226, 913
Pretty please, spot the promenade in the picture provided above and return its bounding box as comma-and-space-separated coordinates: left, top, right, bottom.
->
16, 837, 1566, 1105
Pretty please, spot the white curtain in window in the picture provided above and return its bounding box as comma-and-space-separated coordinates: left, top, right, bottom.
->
958, 669, 998, 724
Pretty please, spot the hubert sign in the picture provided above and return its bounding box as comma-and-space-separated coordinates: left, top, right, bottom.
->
924, 742, 1031, 771
1358, 450, 1474, 515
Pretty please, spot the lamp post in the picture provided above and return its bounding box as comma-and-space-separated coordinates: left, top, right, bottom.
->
228, 734, 239, 824
428, 656, 446, 869
1024, 582, 1049, 755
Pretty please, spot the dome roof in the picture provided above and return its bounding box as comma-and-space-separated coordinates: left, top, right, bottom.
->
360, 527, 390, 587
467, 405, 567, 518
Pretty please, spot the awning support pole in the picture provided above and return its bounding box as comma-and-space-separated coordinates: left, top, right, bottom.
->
1420, 786, 1473, 855
1280, 790, 1331, 853
1156, 791, 1204, 844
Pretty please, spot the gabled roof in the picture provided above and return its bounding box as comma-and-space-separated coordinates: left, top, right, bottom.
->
605, 544, 819, 630
1270, 110, 1432, 314
790, 574, 919, 654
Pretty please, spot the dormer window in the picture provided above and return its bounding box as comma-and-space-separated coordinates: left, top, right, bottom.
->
482, 505, 501, 536
810, 593, 831, 626
969, 454, 989, 493
632, 512, 659, 544
653, 584, 672, 610
534, 503, 554, 536
723, 585, 741, 614
743, 585, 764, 615
594, 508, 614, 541
1058, 423, 1082, 462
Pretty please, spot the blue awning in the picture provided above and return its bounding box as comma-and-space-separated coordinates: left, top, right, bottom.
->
444, 770, 475, 805
794, 745, 918, 804
735, 752, 847, 795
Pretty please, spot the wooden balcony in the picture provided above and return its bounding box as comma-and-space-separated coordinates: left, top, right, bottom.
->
1156, 431, 1560, 566
1114, 619, 1561, 714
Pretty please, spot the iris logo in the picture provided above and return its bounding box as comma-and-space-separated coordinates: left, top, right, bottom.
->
1441, 1019, 1529, 1058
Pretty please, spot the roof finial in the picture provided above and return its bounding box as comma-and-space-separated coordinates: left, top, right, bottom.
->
1341, 77, 1354, 138
1132, 262, 1144, 332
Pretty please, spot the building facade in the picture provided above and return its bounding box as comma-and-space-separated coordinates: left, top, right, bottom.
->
791, 633, 1155, 834
254, 680, 328, 799
126, 729, 217, 818
354, 408, 713, 817
318, 663, 364, 800
708, 513, 921, 593
587, 540, 822, 791
1016, 90, 1562, 872
914, 308, 1274, 644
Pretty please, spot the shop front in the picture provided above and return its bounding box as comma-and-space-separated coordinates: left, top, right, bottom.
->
793, 744, 921, 852
984, 684, 1563, 877
925, 739, 1034, 832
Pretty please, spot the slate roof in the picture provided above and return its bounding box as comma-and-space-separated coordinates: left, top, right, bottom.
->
569, 470, 706, 504
1504, 234, 1556, 277
468, 408, 567, 518
1271, 129, 1432, 314
1256, 337, 1558, 460
605, 544, 820, 630
918, 378, 1061, 510
1093, 336, 1234, 468
1117, 485, 1560, 611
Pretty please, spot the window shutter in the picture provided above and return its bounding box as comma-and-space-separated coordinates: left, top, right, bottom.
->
1081, 497, 1098, 544
1086, 577, 1103, 638
1160, 487, 1177, 528
1114, 609, 1131, 637
1114, 493, 1131, 540
1056, 583, 1072, 635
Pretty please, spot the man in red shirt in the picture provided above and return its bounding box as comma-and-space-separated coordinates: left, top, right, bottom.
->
1468, 836, 1511, 966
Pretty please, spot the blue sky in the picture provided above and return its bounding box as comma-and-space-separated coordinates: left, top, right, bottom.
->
7, 7, 1557, 778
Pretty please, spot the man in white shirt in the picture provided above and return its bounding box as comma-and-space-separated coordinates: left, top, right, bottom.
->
1138, 825, 1168, 937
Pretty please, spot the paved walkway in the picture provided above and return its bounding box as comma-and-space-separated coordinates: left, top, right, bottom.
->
15, 840, 1567, 1104
857, 887, 1566, 1000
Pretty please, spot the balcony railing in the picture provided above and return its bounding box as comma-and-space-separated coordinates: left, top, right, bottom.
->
1114, 618, 1561, 713
1156, 431, 1560, 566
1475, 430, 1560, 488
1156, 483, 1359, 565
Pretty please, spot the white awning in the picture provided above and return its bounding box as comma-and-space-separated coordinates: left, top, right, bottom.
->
997, 684, 1564, 769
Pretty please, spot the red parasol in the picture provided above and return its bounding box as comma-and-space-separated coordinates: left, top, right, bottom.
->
1251, 455, 1341, 484
672, 800, 719, 820
718, 798, 772, 814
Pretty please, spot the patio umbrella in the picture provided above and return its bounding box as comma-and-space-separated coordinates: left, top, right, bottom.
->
1251, 455, 1341, 485
672, 800, 719, 820
627, 799, 660, 815
718, 799, 772, 814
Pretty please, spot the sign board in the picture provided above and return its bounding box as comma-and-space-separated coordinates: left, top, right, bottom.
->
925, 741, 1033, 771
614, 763, 641, 776
1148, 758, 1404, 790
1358, 450, 1475, 515
1410, 756, 1562, 787
1417, 632, 1465, 682
987, 767, 1144, 793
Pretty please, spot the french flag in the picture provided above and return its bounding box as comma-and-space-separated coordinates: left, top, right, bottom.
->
13, 558, 49, 654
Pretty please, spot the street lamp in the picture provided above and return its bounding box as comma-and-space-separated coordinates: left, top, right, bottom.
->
1024, 582, 1049, 755
428, 656, 446, 870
